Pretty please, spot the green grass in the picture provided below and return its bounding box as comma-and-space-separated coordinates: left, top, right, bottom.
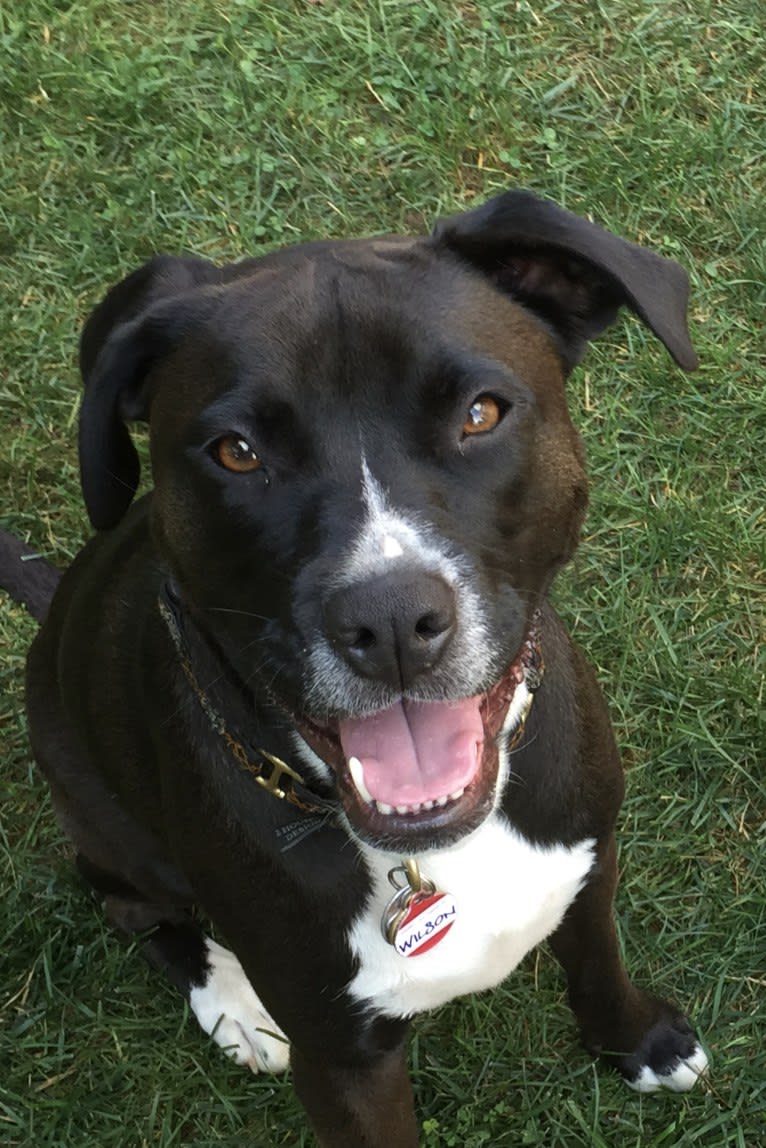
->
1, 1, 764, 1145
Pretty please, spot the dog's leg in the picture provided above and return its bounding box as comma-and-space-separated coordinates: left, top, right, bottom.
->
549, 835, 708, 1092
291, 1041, 419, 1148
77, 856, 290, 1074
186, 937, 290, 1073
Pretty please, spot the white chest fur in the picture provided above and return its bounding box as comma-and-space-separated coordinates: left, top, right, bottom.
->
346, 816, 595, 1018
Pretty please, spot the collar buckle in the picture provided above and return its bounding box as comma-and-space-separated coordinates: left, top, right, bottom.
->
255, 748, 305, 799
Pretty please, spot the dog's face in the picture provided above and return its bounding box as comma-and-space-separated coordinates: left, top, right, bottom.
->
77, 191, 696, 851
147, 241, 585, 849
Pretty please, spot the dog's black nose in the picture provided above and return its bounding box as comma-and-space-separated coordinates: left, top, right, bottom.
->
324, 572, 457, 688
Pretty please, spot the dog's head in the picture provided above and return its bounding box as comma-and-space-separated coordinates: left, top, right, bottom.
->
78, 190, 696, 851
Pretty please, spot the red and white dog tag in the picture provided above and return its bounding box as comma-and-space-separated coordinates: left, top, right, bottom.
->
391, 890, 458, 957
382, 860, 457, 958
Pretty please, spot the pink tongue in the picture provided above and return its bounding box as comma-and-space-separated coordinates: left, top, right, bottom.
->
338, 698, 484, 807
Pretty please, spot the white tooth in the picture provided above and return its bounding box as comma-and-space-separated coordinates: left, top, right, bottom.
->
421, 799, 435, 810
348, 756, 374, 804
396, 804, 410, 815
436, 795, 449, 806
448, 788, 464, 801
376, 801, 394, 815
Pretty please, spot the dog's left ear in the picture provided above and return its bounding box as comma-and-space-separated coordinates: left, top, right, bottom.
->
432, 189, 698, 371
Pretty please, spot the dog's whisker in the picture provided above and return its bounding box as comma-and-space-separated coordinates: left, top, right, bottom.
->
203, 605, 272, 623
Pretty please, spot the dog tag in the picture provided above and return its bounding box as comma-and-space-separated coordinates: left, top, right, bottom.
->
381, 860, 457, 958
390, 889, 458, 957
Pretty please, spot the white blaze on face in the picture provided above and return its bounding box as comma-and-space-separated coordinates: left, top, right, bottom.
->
337, 455, 478, 605
301, 452, 502, 718
382, 534, 404, 559
342, 455, 434, 580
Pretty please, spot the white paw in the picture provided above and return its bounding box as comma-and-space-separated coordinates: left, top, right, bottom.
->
189, 938, 290, 1074
627, 1043, 709, 1093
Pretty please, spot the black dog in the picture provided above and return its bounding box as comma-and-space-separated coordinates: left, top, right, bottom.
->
4, 190, 708, 1146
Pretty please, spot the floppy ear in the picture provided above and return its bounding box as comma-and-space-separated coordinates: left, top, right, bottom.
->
78, 255, 220, 530
432, 189, 698, 372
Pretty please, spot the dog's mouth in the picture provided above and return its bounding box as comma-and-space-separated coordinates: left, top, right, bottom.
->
158, 580, 540, 849
296, 643, 538, 849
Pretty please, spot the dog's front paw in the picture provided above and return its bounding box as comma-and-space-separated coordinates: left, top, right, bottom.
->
613, 1010, 709, 1093
189, 938, 290, 1074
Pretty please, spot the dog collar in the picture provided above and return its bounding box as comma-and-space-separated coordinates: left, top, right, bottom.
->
157, 582, 337, 816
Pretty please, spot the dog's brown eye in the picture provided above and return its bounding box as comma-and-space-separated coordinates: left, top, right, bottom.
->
462, 395, 502, 436
214, 435, 262, 473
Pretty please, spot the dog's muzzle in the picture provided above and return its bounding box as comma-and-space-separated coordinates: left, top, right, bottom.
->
298, 618, 543, 850
158, 579, 542, 851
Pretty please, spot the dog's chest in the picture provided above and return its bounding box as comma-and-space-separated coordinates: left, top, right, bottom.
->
346, 817, 594, 1018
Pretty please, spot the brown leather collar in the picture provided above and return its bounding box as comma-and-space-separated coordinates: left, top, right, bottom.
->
158, 582, 336, 815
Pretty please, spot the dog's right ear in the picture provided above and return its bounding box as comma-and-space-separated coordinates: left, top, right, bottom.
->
79, 255, 220, 530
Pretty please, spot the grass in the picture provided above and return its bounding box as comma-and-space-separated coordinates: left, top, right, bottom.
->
1, 0, 764, 1145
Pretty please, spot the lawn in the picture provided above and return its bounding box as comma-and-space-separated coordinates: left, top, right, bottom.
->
1, 1, 764, 1145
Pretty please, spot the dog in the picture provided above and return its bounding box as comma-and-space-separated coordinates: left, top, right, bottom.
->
2, 189, 708, 1146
